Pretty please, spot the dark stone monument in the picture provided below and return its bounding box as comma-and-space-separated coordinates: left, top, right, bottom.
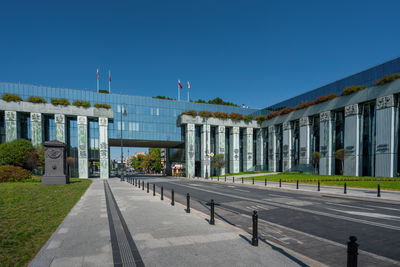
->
42, 140, 69, 185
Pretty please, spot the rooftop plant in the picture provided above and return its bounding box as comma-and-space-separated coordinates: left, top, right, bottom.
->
27, 96, 46, 104
181, 110, 197, 116
243, 114, 253, 123
278, 107, 295, 115
2, 93, 22, 102
98, 89, 109, 94
94, 103, 111, 109
373, 73, 400, 86
314, 93, 338, 104
198, 110, 213, 118
213, 111, 229, 119
229, 113, 243, 121
152, 95, 175, 100
295, 100, 315, 110
73, 100, 91, 108
341, 85, 367, 96
51, 98, 70, 106
256, 115, 267, 124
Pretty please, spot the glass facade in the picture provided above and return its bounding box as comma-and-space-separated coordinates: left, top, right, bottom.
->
66, 118, 79, 178
362, 102, 376, 176
44, 115, 55, 141
0, 111, 5, 143
18, 113, 31, 140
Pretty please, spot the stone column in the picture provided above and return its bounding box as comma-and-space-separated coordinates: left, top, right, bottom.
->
5, 111, 17, 142
229, 126, 240, 173
268, 126, 276, 172
30, 113, 43, 147
55, 114, 66, 143
99, 117, 109, 179
201, 124, 211, 178
282, 122, 293, 171
77, 116, 88, 179
344, 104, 362, 176
256, 129, 265, 170
215, 126, 226, 176
299, 117, 311, 165
319, 111, 334, 175
375, 95, 398, 177
185, 123, 195, 178
243, 128, 254, 171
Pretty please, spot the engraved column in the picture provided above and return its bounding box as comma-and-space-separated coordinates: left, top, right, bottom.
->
268, 126, 276, 172
299, 117, 311, 165
215, 126, 226, 176
282, 122, 293, 171
229, 126, 240, 173
77, 116, 88, 179
344, 104, 362, 176
256, 129, 265, 170
319, 111, 334, 175
5, 111, 17, 142
185, 123, 195, 178
30, 113, 43, 147
243, 128, 254, 171
201, 124, 211, 177
55, 114, 66, 143
99, 117, 109, 179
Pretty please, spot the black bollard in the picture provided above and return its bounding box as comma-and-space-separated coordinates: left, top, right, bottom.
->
186, 193, 190, 213
251, 210, 258, 246
279, 179, 282, 188
242, 177, 244, 184
318, 180, 320, 191
161, 186, 164, 200
265, 178, 267, 186
252, 178, 254, 185
344, 183, 347, 194
153, 184, 155, 196
377, 184, 381, 197
171, 189, 175, 206
142, 181, 144, 190
233, 176, 235, 183
296, 180, 299, 189
147, 182, 149, 193
347, 236, 358, 267
210, 199, 215, 225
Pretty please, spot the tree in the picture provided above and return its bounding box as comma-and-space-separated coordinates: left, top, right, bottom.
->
334, 148, 348, 175
312, 151, 322, 174
149, 148, 162, 173
213, 154, 226, 176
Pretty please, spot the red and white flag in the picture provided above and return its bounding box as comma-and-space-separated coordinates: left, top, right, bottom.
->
187, 81, 191, 89
109, 72, 111, 82
97, 69, 99, 80
178, 80, 183, 89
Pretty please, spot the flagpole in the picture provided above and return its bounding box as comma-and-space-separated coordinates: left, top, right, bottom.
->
97, 69, 99, 92
178, 82, 180, 101
109, 70, 111, 93
187, 87, 189, 102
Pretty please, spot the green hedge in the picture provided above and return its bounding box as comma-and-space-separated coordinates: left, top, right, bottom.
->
51, 98, 70, 106
341, 85, 367, 96
374, 73, 400, 86
199, 111, 213, 118
98, 89, 109, 94
2, 93, 22, 102
0, 165, 31, 182
0, 139, 33, 168
214, 111, 229, 119
94, 103, 111, 109
27, 96, 47, 104
181, 110, 197, 116
229, 113, 243, 120
73, 100, 91, 108
243, 115, 253, 122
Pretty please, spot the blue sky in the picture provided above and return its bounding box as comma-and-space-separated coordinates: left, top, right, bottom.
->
1, 0, 400, 158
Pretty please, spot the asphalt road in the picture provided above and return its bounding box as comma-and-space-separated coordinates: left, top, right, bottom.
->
126, 175, 400, 266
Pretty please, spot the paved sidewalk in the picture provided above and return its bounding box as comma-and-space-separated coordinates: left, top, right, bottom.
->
30, 178, 321, 267
188, 176, 400, 202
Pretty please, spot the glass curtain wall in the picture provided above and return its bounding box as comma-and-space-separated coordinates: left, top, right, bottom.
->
210, 126, 216, 176
276, 125, 283, 172
44, 115, 55, 141
88, 120, 100, 177
253, 130, 257, 168
239, 129, 244, 172
66, 117, 79, 178
18, 113, 31, 140
362, 102, 376, 176
264, 128, 269, 170
0, 111, 5, 143
195, 125, 201, 177
334, 110, 345, 175
225, 128, 230, 174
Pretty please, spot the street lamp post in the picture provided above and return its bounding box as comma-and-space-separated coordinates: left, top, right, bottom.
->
120, 104, 127, 181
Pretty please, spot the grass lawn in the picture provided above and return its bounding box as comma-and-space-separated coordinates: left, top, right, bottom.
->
212, 170, 272, 177
244, 172, 400, 190
0, 178, 92, 267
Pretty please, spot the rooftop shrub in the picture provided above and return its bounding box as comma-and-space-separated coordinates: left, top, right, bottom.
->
153, 96, 175, 100
278, 107, 295, 115
229, 113, 243, 121
181, 110, 197, 116
73, 100, 91, 108
0, 165, 31, 182
314, 93, 338, 104
243, 115, 253, 122
373, 73, 400, 86
295, 100, 315, 110
341, 85, 367, 96
213, 111, 229, 119
51, 98, 70, 106
2, 93, 22, 102
98, 89, 109, 94
256, 115, 267, 124
94, 103, 111, 109
27, 96, 46, 104
199, 111, 213, 118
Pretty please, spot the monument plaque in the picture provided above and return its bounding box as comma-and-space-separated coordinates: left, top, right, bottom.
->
42, 140, 69, 185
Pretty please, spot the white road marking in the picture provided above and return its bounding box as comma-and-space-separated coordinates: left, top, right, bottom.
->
367, 205, 400, 212
234, 189, 250, 192
325, 202, 375, 211
327, 208, 400, 220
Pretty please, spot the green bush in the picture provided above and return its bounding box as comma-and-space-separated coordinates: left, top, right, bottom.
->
25, 145, 45, 172
152, 96, 175, 100
181, 110, 197, 116
2, 93, 22, 102
295, 100, 315, 110
278, 107, 295, 115
94, 103, 111, 109
0, 165, 32, 182
73, 100, 91, 108
51, 98, 70, 106
256, 115, 267, 124
229, 113, 243, 120
315, 93, 338, 104
213, 111, 229, 119
27, 96, 47, 103
98, 89, 109, 94
341, 85, 367, 96
243, 115, 253, 122
373, 73, 400, 86
199, 111, 213, 118
0, 139, 33, 168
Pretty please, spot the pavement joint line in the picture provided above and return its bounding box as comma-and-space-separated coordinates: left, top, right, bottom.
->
104, 180, 145, 267
167, 180, 400, 231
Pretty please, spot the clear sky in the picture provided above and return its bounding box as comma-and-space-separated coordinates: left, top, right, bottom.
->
1, 0, 400, 158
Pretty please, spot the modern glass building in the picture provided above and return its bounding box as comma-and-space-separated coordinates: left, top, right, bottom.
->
1, 57, 400, 178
